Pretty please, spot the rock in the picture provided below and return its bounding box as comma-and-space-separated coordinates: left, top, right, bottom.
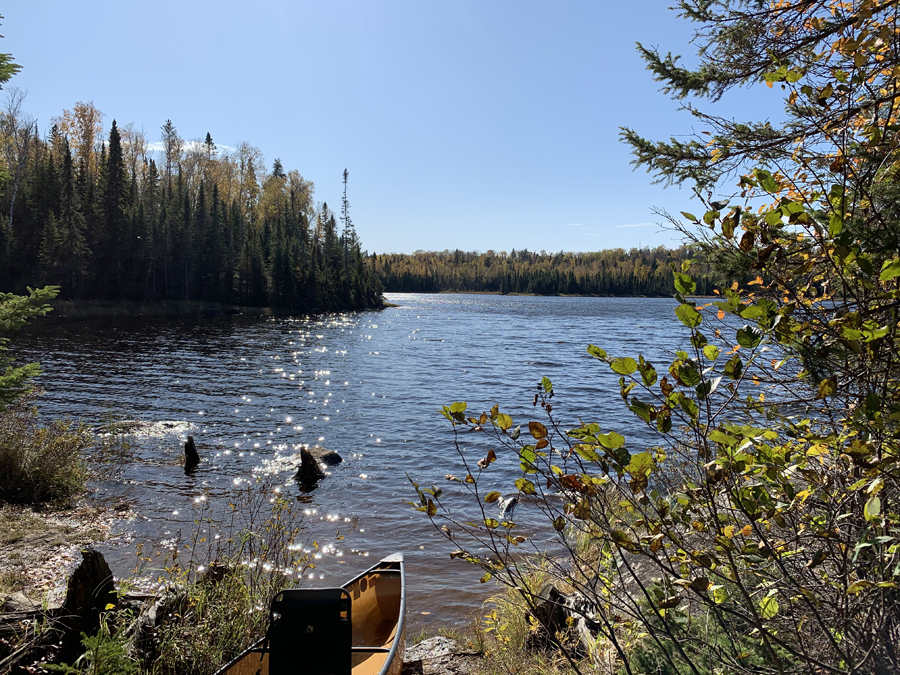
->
94, 419, 147, 435
307, 445, 343, 466
498, 495, 518, 519
402, 637, 482, 675
125, 586, 187, 664
184, 435, 200, 473
295, 446, 327, 492
203, 308, 223, 317
0, 592, 38, 612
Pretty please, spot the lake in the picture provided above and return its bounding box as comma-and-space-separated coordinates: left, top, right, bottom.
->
17, 293, 685, 628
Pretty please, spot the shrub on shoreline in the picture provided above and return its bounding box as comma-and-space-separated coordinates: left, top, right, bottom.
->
0, 397, 91, 505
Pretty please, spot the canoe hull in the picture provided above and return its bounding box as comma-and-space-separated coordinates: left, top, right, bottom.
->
216, 554, 406, 675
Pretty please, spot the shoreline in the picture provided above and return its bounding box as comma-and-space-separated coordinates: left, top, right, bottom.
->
0, 502, 124, 608
39, 299, 392, 321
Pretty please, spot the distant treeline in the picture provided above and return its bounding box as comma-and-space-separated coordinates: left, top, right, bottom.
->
372, 247, 716, 296
0, 100, 383, 311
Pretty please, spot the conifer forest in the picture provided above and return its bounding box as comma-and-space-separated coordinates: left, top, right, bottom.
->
373, 246, 716, 296
0, 100, 384, 312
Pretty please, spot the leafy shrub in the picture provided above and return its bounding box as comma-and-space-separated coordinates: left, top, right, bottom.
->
47, 613, 139, 675
0, 397, 91, 504
139, 480, 315, 675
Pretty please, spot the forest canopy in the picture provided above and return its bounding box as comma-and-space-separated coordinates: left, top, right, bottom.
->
373, 246, 717, 296
0, 99, 383, 312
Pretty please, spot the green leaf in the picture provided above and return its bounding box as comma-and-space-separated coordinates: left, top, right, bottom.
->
754, 169, 778, 193
759, 596, 779, 619
786, 69, 803, 83
541, 376, 553, 392
712, 586, 728, 604
597, 431, 625, 450
629, 398, 652, 423
678, 361, 702, 387
680, 211, 698, 222
710, 430, 738, 446
675, 303, 702, 328
695, 380, 712, 400
625, 451, 654, 478
674, 272, 697, 295
703, 210, 720, 225
496, 414, 513, 431
736, 325, 762, 349
611, 357, 638, 375
553, 516, 566, 532
449, 401, 467, 414
574, 444, 602, 462
657, 413, 671, 433
724, 355, 743, 380
484, 491, 502, 503
638, 356, 658, 386
680, 396, 699, 422
703, 344, 721, 361
816, 377, 837, 400
515, 478, 536, 494
484, 518, 500, 529
587, 344, 608, 361
880, 259, 900, 282
865, 496, 881, 522
829, 213, 844, 237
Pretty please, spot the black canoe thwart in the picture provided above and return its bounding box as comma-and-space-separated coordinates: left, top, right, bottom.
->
216, 553, 406, 675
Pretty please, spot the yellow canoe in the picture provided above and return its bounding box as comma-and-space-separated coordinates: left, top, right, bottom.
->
216, 553, 406, 675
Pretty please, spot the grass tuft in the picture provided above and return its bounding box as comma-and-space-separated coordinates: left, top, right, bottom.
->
0, 397, 92, 505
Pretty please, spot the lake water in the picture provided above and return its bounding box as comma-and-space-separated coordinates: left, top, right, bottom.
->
17, 293, 685, 628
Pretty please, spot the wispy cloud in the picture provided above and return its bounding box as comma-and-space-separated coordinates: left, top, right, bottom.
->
615, 222, 656, 229
567, 223, 583, 228
146, 140, 235, 154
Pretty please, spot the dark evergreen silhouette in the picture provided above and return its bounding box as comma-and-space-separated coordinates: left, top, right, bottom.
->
0, 113, 383, 312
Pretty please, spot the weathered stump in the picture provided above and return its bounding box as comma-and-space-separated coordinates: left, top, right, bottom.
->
295, 446, 327, 492
184, 435, 200, 473
526, 584, 600, 658
0, 549, 117, 673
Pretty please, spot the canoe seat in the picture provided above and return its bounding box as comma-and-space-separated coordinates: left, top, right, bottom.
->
267, 588, 351, 675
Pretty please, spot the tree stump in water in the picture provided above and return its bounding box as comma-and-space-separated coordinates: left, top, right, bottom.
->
184, 435, 200, 473
295, 446, 326, 492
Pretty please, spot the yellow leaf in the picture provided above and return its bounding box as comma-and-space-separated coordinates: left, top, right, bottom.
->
741, 525, 753, 537
724, 525, 735, 538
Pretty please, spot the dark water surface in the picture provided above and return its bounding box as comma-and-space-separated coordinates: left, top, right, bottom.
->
17, 293, 685, 627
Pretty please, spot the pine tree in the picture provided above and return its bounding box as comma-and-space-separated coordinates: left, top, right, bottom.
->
56, 141, 88, 293
97, 120, 128, 298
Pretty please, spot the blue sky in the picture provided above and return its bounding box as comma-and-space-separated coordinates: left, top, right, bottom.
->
5, 1, 782, 254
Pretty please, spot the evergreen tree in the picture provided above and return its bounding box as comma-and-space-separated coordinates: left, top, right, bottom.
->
97, 120, 128, 297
